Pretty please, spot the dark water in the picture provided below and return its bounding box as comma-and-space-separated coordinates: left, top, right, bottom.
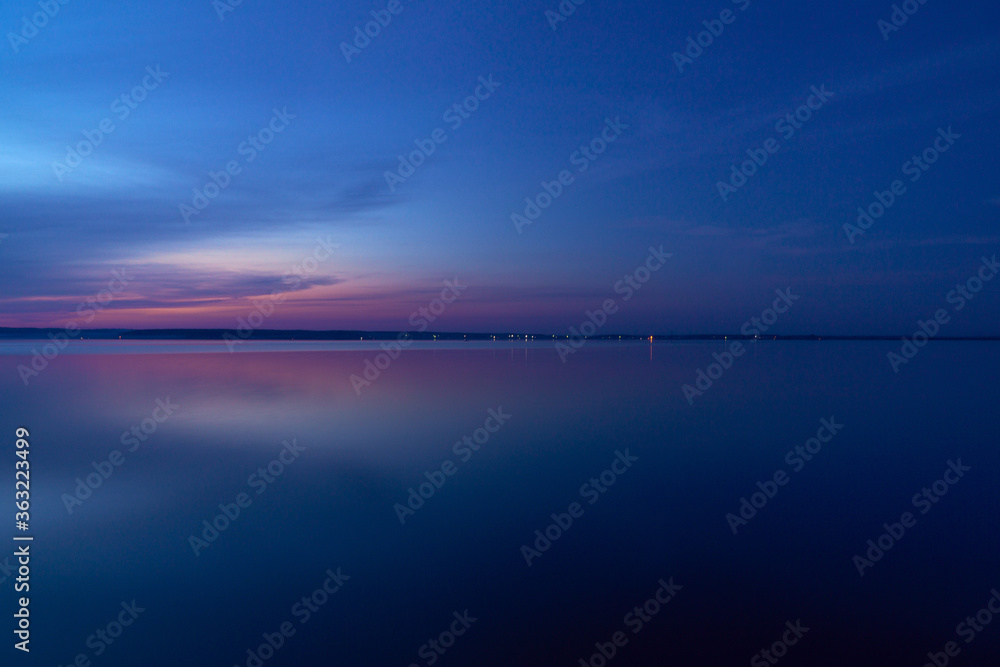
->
1, 341, 998, 666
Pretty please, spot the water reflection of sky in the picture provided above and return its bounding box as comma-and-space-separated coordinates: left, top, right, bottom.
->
1, 342, 998, 665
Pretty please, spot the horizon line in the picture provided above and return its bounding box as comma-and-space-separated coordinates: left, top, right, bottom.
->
0, 327, 998, 342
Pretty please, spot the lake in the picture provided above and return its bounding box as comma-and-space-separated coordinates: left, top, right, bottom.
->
2, 340, 998, 666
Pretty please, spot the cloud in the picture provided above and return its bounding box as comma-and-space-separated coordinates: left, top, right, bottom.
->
0, 263, 346, 315
654, 218, 827, 247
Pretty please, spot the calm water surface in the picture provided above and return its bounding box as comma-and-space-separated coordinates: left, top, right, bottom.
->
1, 341, 998, 666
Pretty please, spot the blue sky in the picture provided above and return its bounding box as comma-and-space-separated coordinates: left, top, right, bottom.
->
1, 0, 998, 334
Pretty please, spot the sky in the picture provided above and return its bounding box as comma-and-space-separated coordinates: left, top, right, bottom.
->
1, 0, 998, 335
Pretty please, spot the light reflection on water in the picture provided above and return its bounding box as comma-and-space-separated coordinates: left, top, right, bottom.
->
1, 341, 998, 665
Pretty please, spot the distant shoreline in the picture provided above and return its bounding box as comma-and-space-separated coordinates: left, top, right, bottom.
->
0, 328, 998, 342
